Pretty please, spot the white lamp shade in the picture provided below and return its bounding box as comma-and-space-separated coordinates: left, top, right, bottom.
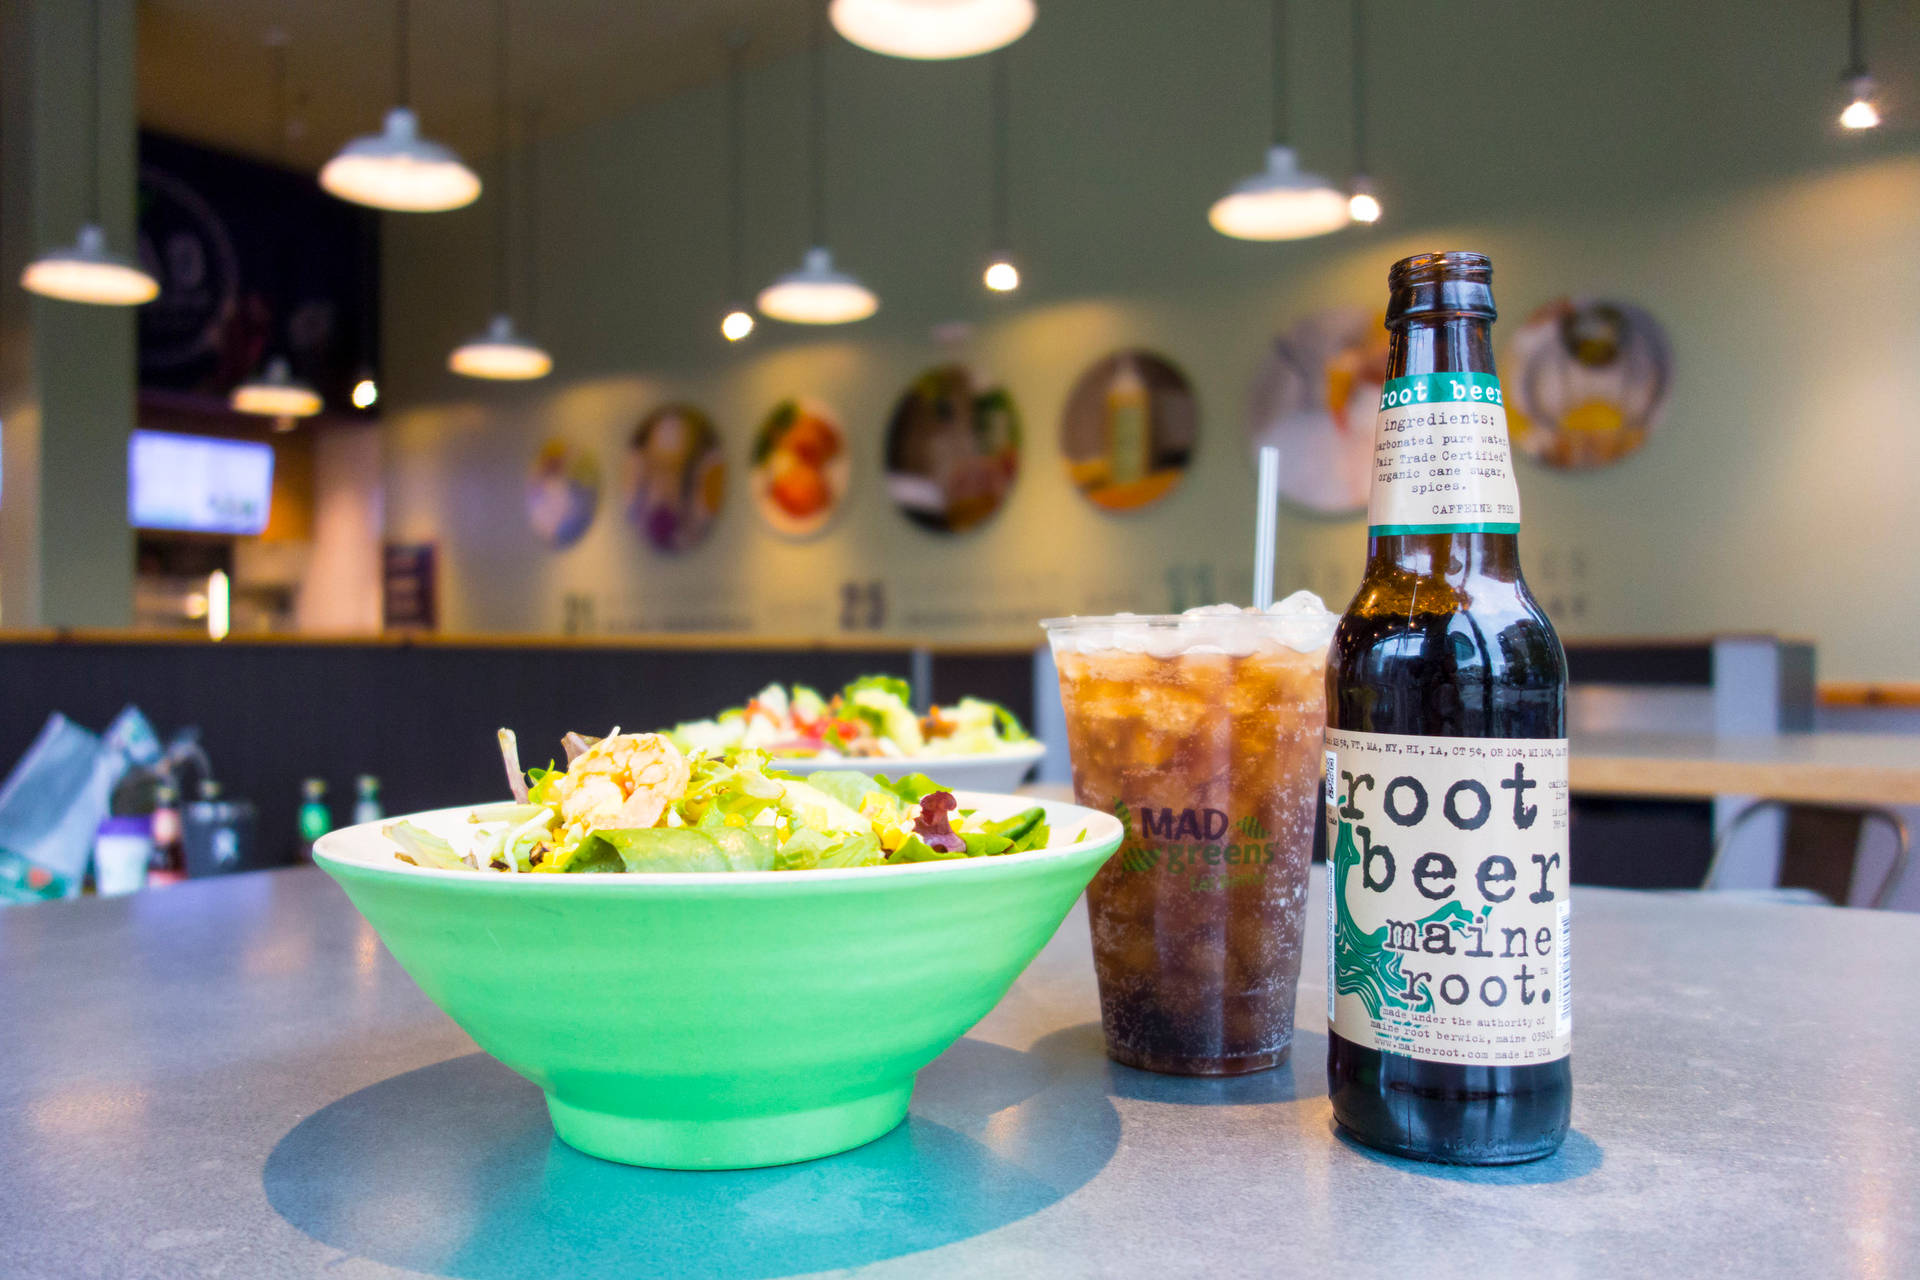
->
320, 107, 482, 212
449, 313, 553, 380
983, 256, 1020, 292
830, 0, 1034, 60
756, 247, 879, 324
1209, 145, 1350, 241
231, 356, 323, 417
19, 224, 159, 305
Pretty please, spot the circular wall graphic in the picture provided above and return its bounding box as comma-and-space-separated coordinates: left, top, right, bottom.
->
1504, 297, 1672, 469
751, 398, 850, 538
525, 439, 602, 550
1060, 350, 1196, 512
1247, 308, 1388, 516
883, 364, 1021, 534
625, 403, 726, 553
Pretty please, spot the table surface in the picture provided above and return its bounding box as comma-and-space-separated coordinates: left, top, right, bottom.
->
1570, 730, 1920, 806
4, 866, 1916, 1280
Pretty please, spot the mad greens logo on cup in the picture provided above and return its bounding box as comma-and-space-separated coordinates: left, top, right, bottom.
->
1111, 798, 1280, 889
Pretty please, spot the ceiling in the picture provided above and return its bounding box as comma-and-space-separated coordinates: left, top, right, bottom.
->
136, 0, 814, 171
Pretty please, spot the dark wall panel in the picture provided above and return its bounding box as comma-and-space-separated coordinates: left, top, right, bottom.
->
0, 641, 1029, 867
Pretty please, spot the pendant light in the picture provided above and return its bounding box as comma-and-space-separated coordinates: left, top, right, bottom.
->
982, 49, 1020, 292
231, 356, 322, 420
19, 0, 160, 305
757, 11, 878, 325
719, 33, 754, 342
450, 0, 551, 380
351, 200, 380, 408
232, 30, 322, 423
1346, 0, 1382, 223
320, 0, 481, 211
1837, 0, 1880, 129
831, 0, 1034, 61
1208, 0, 1347, 242
756, 10, 879, 326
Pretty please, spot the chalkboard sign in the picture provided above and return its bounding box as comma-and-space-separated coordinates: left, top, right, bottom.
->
382, 544, 438, 632
137, 131, 378, 411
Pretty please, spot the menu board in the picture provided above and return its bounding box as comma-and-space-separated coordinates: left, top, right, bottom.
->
127, 430, 275, 535
382, 543, 439, 631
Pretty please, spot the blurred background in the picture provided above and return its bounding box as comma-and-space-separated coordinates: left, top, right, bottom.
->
1, 0, 1916, 900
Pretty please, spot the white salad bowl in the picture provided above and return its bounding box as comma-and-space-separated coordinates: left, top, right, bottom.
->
770, 739, 1047, 794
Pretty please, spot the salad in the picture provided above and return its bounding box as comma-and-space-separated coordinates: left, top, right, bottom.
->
665, 675, 1032, 760
385, 728, 1054, 874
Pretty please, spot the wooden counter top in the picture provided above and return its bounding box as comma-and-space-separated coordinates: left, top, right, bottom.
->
0, 628, 1037, 657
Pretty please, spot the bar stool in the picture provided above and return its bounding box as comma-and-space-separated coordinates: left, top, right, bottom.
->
1703, 801, 1913, 909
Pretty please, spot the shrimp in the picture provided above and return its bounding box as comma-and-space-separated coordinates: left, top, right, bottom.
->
549, 732, 690, 831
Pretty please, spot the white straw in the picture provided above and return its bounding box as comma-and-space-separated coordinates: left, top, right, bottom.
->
1253, 445, 1280, 610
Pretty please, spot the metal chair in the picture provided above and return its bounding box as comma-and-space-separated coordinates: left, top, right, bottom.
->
1703, 801, 1913, 909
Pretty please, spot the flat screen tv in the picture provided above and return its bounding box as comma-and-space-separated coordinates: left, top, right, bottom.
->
128, 429, 274, 535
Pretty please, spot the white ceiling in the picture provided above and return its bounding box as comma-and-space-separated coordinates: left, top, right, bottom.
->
136, 0, 813, 170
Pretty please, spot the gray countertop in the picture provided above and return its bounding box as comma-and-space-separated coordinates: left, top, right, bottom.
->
2, 866, 1916, 1279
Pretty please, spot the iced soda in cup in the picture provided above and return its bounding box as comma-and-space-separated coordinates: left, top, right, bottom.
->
1042, 593, 1337, 1075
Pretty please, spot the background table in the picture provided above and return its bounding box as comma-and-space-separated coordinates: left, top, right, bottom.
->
3, 866, 1916, 1278
1571, 730, 1920, 806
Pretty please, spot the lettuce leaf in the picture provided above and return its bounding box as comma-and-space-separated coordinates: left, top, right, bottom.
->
570, 826, 776, 873
929, 697, 1031, 753
677, 750, 785, 827
842, 674, 912, 705
989, 701, 1031, 743
776, 778, 870, 834
776, 827, 886, 871
876, 772, 944, 805
982, 806, 1049, 852
891, 834, 968, 863
803, 770, 883, 811
526, 764, 563, 808
845, 678, 924, 753
960, 831, 1014, 857
1010, 821, 1050, 853
386, 820, 469, 870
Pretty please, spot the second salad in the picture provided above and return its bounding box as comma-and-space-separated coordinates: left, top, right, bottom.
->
665, 676, 1032, 760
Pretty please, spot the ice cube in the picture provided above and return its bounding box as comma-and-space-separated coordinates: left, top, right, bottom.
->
1263, 589, 1337, 652
1266, 589, 1328, 616
1146, 629, 1187, 658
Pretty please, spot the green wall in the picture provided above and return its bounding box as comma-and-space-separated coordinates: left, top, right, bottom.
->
383, 0, 1920, 681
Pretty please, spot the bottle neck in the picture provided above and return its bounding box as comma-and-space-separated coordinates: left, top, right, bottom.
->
1367, 311, 1521, 582
1388, 311, 1495, 381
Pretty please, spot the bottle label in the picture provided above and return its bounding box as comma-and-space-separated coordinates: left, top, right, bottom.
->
1326, 728, 1570, 1066
1368, 372, 1521, 535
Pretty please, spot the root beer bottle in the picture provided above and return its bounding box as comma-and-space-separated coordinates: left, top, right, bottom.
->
1325, 251, 1571, 1164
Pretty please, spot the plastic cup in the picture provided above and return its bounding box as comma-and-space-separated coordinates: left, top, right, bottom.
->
94, 817, 154, 897
1042, 600, 1334, 1075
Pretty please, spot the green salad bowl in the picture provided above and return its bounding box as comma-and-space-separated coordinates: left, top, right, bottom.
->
314, 790, 1120, 1170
